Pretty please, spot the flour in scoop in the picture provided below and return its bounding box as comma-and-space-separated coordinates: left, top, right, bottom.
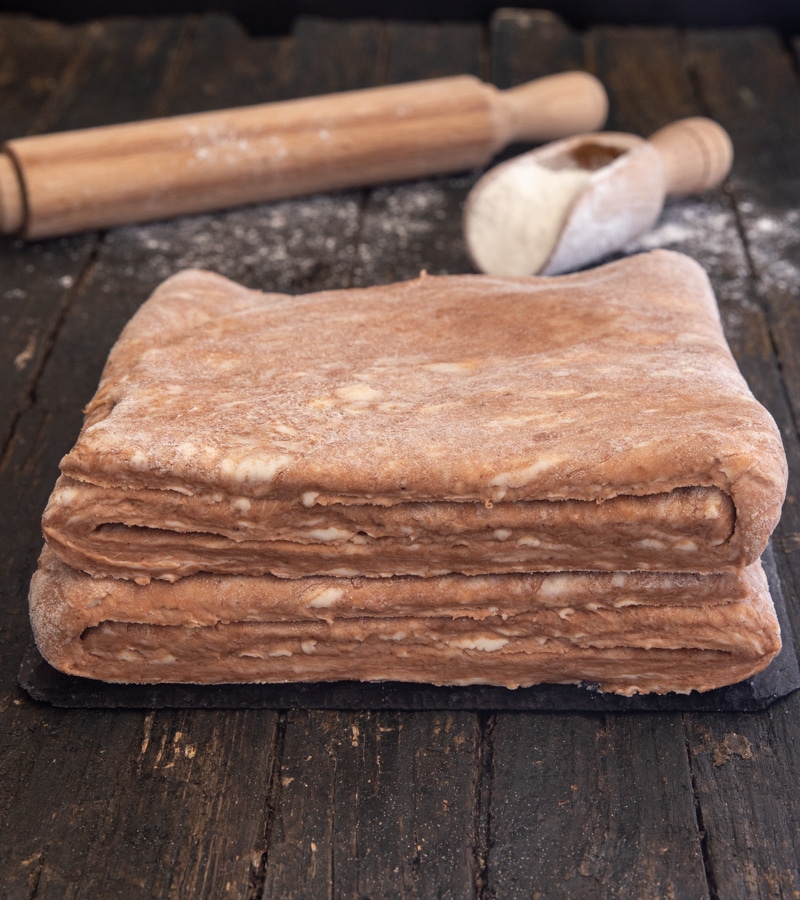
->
466, 159, 592, 276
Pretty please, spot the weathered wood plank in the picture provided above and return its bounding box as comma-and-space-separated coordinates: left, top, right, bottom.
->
684, 697, 800, 898
37, 16, 187, 132
591, 25, 695, 132
690, 32, 800, 506
488, 714, 709, 899
263, 711, 482, 898
158, 12, 294, 113
491, 8, 586, 84
385, 19, 485, 83
348, 171, 476, 285
685, 30, 800, 609
349, 18, 483, 287
0, 16, 87, 451
687, 30, 800, 425
0, 235, 93, 452
291, 16, 386, 97
0, 14, 82, 143
0, 16, 189, 453
677, 28, 800, 896
2, 708, 279, 900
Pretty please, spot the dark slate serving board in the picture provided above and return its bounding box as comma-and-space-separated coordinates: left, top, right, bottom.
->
20, 546, 799, 712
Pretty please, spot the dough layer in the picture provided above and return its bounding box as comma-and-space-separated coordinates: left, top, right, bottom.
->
30, 546, 780, 695
43, 252, 786, 581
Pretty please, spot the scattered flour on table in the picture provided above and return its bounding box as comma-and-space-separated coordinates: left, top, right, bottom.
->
109, 192, 362, 293
112, 179, 471, 296
628, 196, 800, 299
352, 177, 474, 285
739, 204, 800, 297
465, 160, 591, 276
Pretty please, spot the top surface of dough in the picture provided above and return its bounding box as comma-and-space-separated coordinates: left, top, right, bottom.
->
58, 251, 786, 526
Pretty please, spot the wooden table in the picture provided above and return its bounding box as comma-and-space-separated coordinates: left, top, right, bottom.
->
2, 10, 799, 897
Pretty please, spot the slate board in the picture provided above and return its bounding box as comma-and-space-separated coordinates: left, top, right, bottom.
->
19, 546, 800, 712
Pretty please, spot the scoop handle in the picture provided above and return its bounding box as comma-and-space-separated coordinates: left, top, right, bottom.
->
493, 71, 608, 146
648, 117, 733, 196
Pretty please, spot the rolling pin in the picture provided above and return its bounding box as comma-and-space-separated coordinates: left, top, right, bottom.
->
0, 72, 607, 239
464, 116, 733, 277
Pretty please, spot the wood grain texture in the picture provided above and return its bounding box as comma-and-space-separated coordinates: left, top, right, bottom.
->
0, 14, 83, 143
679, 28, 800, 895
3, 708, 279, 899
36, 16, 188, 133
592, 26, 695, 133
263, 711, 483, 899
683, 29, 800, 649
487, 714, 708, 899
0, 15, 89, 451
0, 17, 192, 451
386, 19, 485, 84
160, 13, 295, 114
291, 16, 386, 98
491, 7, 586, 86
687, 29, 800, 472
684, 698, 800, 898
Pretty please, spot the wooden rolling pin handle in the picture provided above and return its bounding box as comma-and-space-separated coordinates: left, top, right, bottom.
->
648, 117, 733, 196
493, 71, 608, 146
0, 153, 24, 234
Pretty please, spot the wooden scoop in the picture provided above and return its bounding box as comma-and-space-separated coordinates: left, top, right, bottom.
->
463, 117, 733, 277
0, 72, 607, 240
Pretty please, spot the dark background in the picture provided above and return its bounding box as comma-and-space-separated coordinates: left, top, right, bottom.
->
1, 0, 800, 36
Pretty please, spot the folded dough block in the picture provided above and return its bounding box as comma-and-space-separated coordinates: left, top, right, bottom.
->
42, 250, 786, 581
29, 546, 781, 694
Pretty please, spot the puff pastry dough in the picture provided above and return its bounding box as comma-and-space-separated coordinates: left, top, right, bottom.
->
30, 251, 787, 693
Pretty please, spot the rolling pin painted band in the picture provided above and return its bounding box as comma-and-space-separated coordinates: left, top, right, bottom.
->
464, 116, 734, 277
0, 72, 607, 239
